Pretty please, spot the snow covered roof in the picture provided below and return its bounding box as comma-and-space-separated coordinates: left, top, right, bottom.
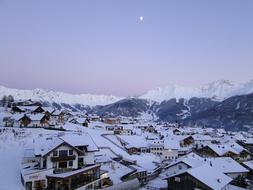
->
17, 106, 39, 112
187, 164, 232, 190
242, 160, 253, 170
166, 153, 248, 174
43, 107, 55, 114
163, 134, 191, 149
34, 133, 98, 156
46, 164, 100, 179
164, 138, 180, 150
11, 113, 25, 121
59, 133, 98, 152
28, 114, 46, 121
243, 138, 253, 144
34, 136, 64, 156
51, 110, 62, 115
192, 134, 213, 141
206, 157, 248, 174
74, 118, 87, 124
206, 142, 248, 156
166, 152, 203, 169
118, 135, 149, 148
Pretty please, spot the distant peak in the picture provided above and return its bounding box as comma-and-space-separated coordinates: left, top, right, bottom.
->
140, 79, 253, 102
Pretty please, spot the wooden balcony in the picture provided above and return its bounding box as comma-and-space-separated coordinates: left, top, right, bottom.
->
51, 155, 76, 162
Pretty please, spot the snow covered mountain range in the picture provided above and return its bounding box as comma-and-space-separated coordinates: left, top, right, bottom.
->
0, 86, 123, 106
0, 79, 253, 106
141, 79, 253, 102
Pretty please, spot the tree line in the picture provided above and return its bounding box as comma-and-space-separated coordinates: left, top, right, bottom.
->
1, 95, 14, 107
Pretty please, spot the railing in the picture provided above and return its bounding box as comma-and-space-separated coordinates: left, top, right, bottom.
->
54, 168, 72, 174
51, 155, 76, 162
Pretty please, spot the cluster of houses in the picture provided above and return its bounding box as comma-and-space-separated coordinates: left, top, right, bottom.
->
4, 105, 66, 128
3, 100, 253, 190
99, 124, 253, 190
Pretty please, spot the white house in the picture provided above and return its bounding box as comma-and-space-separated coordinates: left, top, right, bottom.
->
20, 133, 109, 190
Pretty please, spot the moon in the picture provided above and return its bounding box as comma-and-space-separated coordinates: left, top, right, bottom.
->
139, 16, 144, 21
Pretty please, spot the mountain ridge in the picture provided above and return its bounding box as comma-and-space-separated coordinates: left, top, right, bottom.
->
0, 79, 253, 106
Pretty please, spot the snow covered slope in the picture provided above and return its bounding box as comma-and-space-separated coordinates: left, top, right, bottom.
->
140, 80, 253, 102
0, 86, 123, 106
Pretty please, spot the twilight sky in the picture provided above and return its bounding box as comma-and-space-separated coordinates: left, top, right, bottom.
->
0, 0, 252, 96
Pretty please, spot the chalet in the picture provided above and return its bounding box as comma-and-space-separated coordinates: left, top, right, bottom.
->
197, 143, 252, 162
69, 117, 88, 127
5, 114, 27, 127
192, 134, 213, 149
25, 114, 49, 127
167, 164, 232, 190
88, 114, 100, 121
117, 135, 150, 154
163, 152, 249, 181
163, 153, 203, 177
21, 133, 109, 190
49, 110, 65, 126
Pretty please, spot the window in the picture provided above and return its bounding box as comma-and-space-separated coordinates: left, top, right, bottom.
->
69, 160, 73, 167
53, 151, 58, 157
175, 177, 181, 182
78, 157, 84, 167
43, 159, 47, 168
58, 161, 68, 168
69, 150, 73, 156
59, 150, 68, 157
178, 165, 182, 170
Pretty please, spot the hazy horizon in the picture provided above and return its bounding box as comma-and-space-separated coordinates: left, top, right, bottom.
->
0, 0, 252, 96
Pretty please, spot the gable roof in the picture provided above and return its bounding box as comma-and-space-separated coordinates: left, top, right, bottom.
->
187, 164, 232, 190
28, 114, 46, 121
59, 133, 98, 152
166, 153, 248, 174
205, 143, 249, 156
